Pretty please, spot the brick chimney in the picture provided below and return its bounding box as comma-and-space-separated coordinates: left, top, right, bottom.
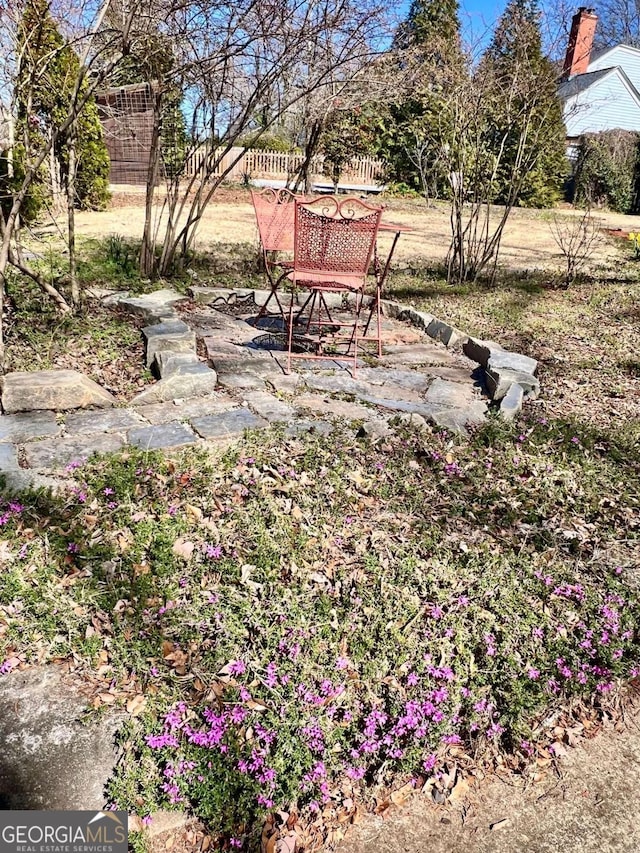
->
563, 7, 598, 78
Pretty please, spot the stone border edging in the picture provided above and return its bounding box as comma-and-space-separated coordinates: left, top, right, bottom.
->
187, 286, 540, 421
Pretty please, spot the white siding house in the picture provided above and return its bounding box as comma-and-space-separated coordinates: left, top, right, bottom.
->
559, 66, 640, 138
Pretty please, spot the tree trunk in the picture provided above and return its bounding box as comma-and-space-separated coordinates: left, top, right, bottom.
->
140, 87, 163, 279
67, 121, 79, 307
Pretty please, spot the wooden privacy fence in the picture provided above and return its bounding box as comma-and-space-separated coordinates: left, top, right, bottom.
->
183, 146, 385, 188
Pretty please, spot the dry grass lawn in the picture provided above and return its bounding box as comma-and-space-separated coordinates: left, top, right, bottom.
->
44, 186, 640, 272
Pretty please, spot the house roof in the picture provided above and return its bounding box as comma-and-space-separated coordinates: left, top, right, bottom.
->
558, 67, 614, 98
589, 43, 640, 66
558, 64, 640, 108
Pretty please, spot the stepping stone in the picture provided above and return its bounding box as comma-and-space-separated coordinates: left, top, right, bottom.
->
0, 666, 121, 809
464, 337, 538, 375
64, 409, 146, 434
356, 367, 431, 393
266, 373, 303, 394
428, 365, 478, 385
216, 372, 266, 391
0, 443, 19, 471
1, 370, 116, 414
134, 395, 237, 425
424, 377, 480, 408
154, 351, 200, 378
128, 422, 197, 450
0, 411, 60, 443
107, 288, 185, 323
188, 286, 235, 304
295, 394, 375, 422
380, 345, 458, 368
143, 320, 196, 368
242, 391, 296, 422
129, 364, 218, 405
191, 409, 268, 439
303, 373, 378, 398
24, 434, 125, 471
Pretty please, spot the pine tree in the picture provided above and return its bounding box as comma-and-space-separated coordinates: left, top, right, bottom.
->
478, 0, 567, 207
11, 0, 110, 218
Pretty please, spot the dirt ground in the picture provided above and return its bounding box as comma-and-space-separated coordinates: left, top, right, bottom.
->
50, 186, 640, 273
338, 698, 640, 853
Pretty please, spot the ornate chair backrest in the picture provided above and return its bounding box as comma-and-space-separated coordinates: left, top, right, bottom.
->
250, 188, 297, 253
293, 196, 383, 279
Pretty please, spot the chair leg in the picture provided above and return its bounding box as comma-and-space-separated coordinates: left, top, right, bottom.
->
352, 290, 360, 377
376, 282, 382, 358
286, 296, 295, 375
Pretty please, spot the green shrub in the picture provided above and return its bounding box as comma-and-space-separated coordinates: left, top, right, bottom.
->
573, 130, 640, 214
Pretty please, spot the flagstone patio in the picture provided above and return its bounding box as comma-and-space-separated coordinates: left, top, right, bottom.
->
0, 287, 540, 490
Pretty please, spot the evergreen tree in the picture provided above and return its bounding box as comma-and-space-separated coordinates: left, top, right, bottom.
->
478, 0, 567, 207
375, 0, 463, 198
10, 0, 110, 219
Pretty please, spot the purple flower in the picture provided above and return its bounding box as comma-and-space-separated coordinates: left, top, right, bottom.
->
423, 754, 438, 772
67, 542, 79, 554
228, 660, 246, 676
336, 656, 349, 671
205, 544, 223, 559
527, 667, 540, 680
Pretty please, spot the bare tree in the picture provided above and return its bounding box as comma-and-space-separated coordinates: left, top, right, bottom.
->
550, 207, 602, 288
121, 0, 392, 278
0, 0, 137, 364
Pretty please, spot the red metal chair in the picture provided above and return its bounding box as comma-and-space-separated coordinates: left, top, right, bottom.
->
250, 187, 297, 319
285, 196, 383, 375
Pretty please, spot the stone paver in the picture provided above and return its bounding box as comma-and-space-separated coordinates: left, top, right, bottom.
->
106, 288, 185, 323
295, 395, 377, 422
424, 377, 479, 408
143, 319, 196, 368
380, 344, 460, 368
128, 422, 197, 450
242, 391, 296, 422
488, 350, 538, 375
0, 411, 61, 443
133, 395, 238, 425
155, 351, 200, 378
24, 433, 125, 470
64, 409, 146, 434
129, 364, 218, 405
0, 666, 121, 809
1, 370, 116, 413
354, 367, 431, 393
191, 408, 268, 439
216, 372, 267, 391
0, 443, 19, 471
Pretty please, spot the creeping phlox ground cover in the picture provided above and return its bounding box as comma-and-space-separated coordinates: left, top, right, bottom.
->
0, 415, 638, 847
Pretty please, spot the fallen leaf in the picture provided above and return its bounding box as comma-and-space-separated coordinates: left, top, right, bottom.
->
390, 781, 415, 806
172, 539, 195, 560
126, 694, 147, 716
